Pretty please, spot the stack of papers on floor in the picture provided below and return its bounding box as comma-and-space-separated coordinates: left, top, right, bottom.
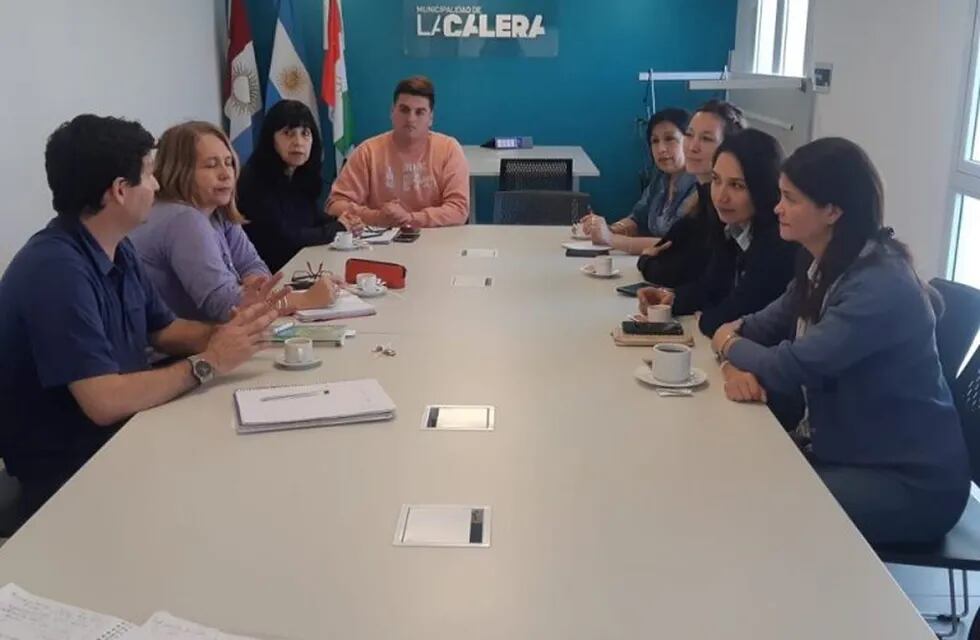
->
234, 379, 396, 434
294, 291, 376, 322
0, 584, 261, 640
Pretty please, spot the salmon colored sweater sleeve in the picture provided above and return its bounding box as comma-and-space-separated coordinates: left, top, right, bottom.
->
325, 143, 385, 226
409, 138, 470, 227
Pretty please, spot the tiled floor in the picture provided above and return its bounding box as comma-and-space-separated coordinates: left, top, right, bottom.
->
889, 564, 978, 638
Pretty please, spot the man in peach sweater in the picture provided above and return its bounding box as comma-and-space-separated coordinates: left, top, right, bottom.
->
326, 76, 470, 228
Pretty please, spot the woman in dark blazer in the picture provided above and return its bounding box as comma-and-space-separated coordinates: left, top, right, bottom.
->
638, 129, 798, 337
237, 100, 344, 273
636, 99, 747, 287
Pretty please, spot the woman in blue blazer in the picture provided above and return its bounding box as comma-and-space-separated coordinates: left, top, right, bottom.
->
713, 137, 970, 545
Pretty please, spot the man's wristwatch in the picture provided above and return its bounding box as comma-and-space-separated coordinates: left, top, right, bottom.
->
187, 355, 215, 386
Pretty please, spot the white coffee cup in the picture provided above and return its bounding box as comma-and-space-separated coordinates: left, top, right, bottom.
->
572, 221, 586, 237
356, 272, 381, 294
592, 255, 613, 276
283, 337, 314, 364
647, 304, 672, 323
334, 231, 355, 249
651, 343, 692, 383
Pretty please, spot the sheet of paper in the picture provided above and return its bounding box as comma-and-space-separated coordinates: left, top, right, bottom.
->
460, 248, 498, 258
0, 583, 135, 640
451, 275, 493, 287
362, 228, 400, 244
134, 611, 259, 640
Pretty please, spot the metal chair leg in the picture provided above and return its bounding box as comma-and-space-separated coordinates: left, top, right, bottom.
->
918, 569, 969, 638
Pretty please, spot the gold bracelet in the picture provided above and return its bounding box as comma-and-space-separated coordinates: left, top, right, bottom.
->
719, 333, 740, 358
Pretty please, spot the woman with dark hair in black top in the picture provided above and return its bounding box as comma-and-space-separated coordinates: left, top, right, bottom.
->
237, 100, 345, 272
636, 99, 747, 287
638, 129, 798, 337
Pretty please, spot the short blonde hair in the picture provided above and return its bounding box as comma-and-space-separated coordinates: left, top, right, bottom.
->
155, 121, 245, 223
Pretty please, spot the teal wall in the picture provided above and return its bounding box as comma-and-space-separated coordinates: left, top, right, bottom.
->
244, 0, 737, 222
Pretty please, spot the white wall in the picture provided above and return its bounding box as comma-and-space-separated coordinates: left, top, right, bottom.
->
808, 0, 975, 279
0, 0, 225, 268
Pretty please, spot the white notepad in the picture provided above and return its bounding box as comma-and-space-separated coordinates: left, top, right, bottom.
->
0, 583, 135, 640
293, 291, 376, 322
234, 379, 396, 434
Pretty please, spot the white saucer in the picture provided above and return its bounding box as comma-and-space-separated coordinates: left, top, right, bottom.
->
581, 264, 621, 278
351, 284, 387, 298
633, 364, 708, 389
274, 356, 322, 370
328, 241, 367, 251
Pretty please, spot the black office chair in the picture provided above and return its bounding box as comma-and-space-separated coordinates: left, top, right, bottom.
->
498, 158, 573, 191
932, 278, 980, 388
875, 347, 980, 638
492, 190, 590, 225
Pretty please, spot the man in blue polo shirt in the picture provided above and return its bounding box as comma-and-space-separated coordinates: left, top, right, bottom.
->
0, 114, 281, 518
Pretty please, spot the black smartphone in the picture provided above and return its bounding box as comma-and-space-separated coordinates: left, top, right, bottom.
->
393, 227, 421, 243
565, 248, 609, 257
616, 282, 650, 297
621, 320, 683, 335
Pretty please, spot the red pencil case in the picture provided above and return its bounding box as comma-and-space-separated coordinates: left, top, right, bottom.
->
344, 258, 407, 289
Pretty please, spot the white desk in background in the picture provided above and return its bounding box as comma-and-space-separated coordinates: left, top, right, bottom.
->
462, 145, 601, 223
0, 227, 934, 640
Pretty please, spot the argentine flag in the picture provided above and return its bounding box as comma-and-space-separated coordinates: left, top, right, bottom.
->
224, 0, 262, 162
266, 0, 320, 130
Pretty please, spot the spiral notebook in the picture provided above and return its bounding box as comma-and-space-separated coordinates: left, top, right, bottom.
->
234, 379, 396, 434
293, 291, 376, 322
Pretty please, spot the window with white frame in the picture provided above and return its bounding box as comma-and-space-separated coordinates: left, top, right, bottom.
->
949, 1, 980, 289
751, 0, 810, 77
950, 196, 980, 289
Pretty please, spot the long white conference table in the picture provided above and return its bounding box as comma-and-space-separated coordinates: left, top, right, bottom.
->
462, 145, 600, 223
0, 226, 933, 639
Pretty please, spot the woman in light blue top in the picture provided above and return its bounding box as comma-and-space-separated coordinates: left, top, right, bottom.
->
712, 137, 970, 545
130, 121, 337, 323
581, 108, 698, 254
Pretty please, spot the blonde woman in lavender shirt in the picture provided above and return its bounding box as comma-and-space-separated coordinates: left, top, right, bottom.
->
130, 121, 337, 323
